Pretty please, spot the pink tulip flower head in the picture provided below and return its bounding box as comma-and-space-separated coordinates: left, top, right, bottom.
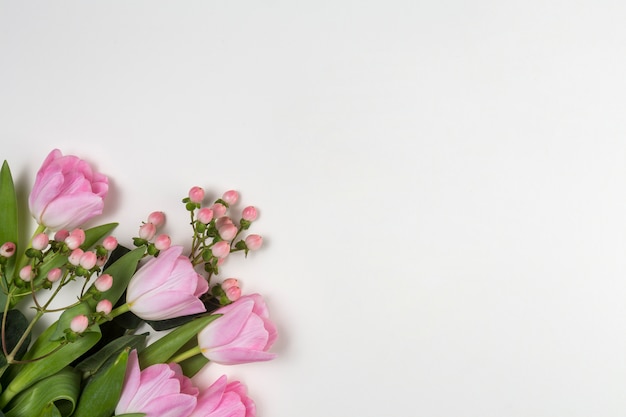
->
116, 350, 198, 417
126, 246, 208, 320
197, 294, 278, 365
29, 149, 108, 231
188, 375, 256, 417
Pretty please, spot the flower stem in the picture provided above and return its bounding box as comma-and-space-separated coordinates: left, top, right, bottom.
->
168, 345, 202, 364
101, 303, 130, 323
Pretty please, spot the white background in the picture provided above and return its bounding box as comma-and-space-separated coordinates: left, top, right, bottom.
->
2, 1, 626, 416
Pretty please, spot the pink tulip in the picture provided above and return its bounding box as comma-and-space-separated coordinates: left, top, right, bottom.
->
116, 350, 198, 417
188, 375, 256, 417
197, 294, 278, 365
126, 246, 208, 320
29, 149, 108, 231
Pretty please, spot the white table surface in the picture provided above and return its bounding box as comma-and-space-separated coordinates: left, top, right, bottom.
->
2, 1, 626, 416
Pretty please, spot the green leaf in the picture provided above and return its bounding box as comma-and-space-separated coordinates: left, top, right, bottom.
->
72, 348, 129, 417
0, 324, 100, 408
74, 333, 146, 379
3, 366, 80, 417
179, 352, 209, 378
0, 161, 18, 307
0, 310, 31, 368
96, 246, 144, 309
138, 314, 220, 368
38, 404, 62, 417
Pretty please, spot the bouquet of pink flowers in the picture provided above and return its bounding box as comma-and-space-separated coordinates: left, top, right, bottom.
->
0, 149, 278, 417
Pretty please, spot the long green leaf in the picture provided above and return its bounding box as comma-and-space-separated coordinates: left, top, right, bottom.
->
72, 349, 129, 417
74, 333, 146, 379
3, 367, 80, 417
138, 314, 220, 368
0, 161, 18, 310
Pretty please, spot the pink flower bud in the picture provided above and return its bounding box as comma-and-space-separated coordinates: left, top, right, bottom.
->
154, 234, 172, 251
68, 248, 84, 266
96, 299, 113, 315
222, 278, 241, 301
80, 251, 98, 269
215, 216, 234, 230
19, 265, 33, 282
0, 242, 16, 258
218, 224, 238, 241
211, 241, 231, 258
70, 315, 89, 333
245, 234, 263, 251
65, 229, 85, 250
94, 273, 113, 292
222, 190, 239, 205
32, 233, 50, 250
54, 229, 69, 242
47, 268, 62, 282
210, 203, 227, 218
96, 255, 108, 267
139, 222, 156, 240
147, 211, 166, 228
197, 207, 214, 224
242, 206, 258, 221
102, 236, 118, 251
188, 186, 205, 204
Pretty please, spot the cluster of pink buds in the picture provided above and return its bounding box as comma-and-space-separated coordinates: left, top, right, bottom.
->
184, 187, 263, 280
16, 226, 121, 298
133, 211, 172, 255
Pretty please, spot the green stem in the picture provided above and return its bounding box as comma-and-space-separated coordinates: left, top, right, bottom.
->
101, 303, 130, 323
168, 345, 202, 364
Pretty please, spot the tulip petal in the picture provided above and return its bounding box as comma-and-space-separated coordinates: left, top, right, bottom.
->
39, 193, 104, 231
207, 347, 277, 365
129, 291, 206, 321
116, 350, 141, 413
198, 298, 254, 349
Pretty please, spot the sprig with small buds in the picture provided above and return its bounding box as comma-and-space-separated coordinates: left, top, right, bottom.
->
181, 187, 263, 282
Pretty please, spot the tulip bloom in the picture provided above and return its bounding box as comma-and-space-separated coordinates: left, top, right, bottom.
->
116, 350, 198, 417
28, 149, 108, 231
197, 294, 278, 365
126, 246, 208, 320
188, 375, 256, 417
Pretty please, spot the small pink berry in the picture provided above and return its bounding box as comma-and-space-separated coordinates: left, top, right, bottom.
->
245, 234, 263, 251
47, 268, 62, 282
0, 242, 16, 258
139, 222, 156, 240
154, 234, 172, 251
211, 241, 231, 258
96, 255, 107, 267
96, 299, 113, 315
79, 251, 98, 269
221, 278, 241, 302
218, 224, 238, 241
215, 216, 234, 229
70, 315, 89, 333
147, 211, 166, 228
188, 186, 205, 204
68, 248, 84, 266
54, 229, 69, 242
19, 265, 33, 282
210, 203, 227, 218
32, 233, 50, 250
94, 273, 113, 292
222, 190, 239, 205
196, 207, 214, 224
102, 236, 118, 251
242, 206, 258, 222
65, 229, 86, 250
